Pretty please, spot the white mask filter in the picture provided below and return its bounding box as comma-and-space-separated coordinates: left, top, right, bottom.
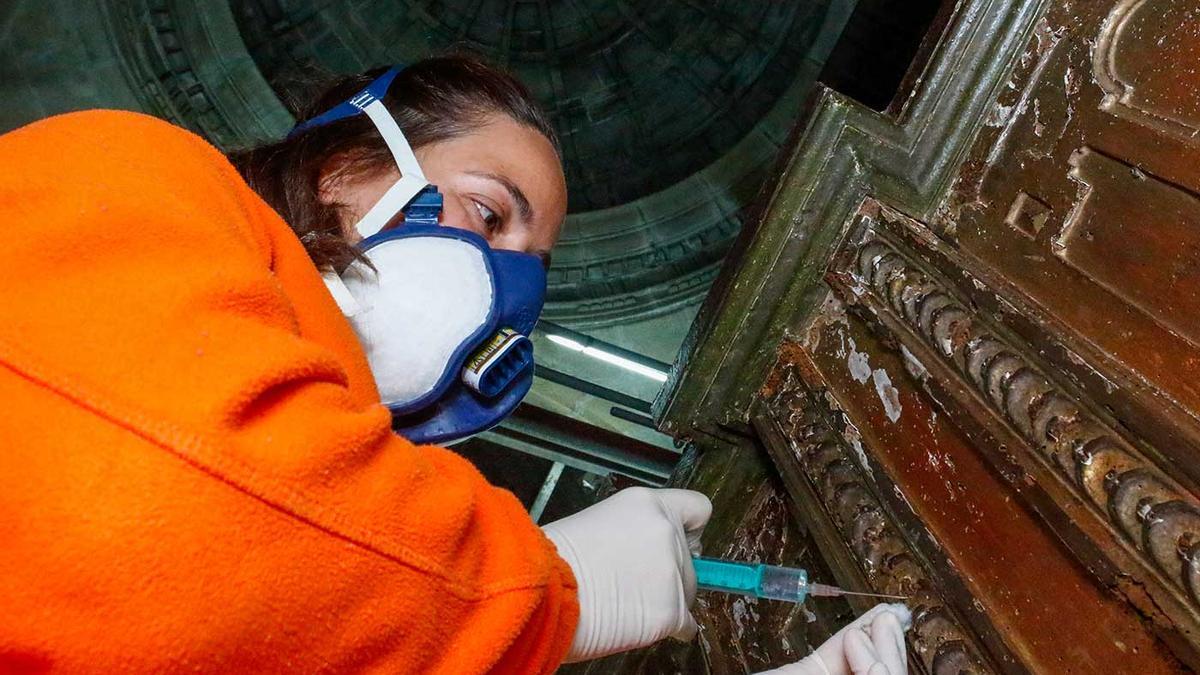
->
338, 236, 494, 408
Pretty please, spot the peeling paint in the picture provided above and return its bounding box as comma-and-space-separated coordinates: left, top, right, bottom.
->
730, 597, 760, 641
807, 292, 849, 351
848, 338, 872, 384
1063, 64, 1080, 121
823, 389, 843, 413
843, 420, 870, 472
900, 344, 929, 381
821, 292, 849, 325
873, 368, 902, 422
986, 102, 1015, 128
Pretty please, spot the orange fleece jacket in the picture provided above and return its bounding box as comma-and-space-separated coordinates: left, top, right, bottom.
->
0, 110, 578, 673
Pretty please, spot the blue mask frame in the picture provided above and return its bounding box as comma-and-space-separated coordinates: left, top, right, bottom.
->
356, 226, 547, 445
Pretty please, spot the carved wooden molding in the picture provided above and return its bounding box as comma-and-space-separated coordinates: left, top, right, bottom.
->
827, 214, 1200, 637
760, 376, 998, 675
658, 0, 1048, 434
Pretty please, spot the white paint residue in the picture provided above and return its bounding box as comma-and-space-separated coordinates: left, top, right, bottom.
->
939, 337, 953, 355
730, 598, 748, 639
847, 338, 872, 383
696, 615, 713, 654
729, 597, 760, 641
1099, 372, 1117, 394
808, 292, 850, 351
900, 344, 929, 381
986, 102, 1014, 128
873, 369, 902, 422
843, 422, 870, 472
822, 293, 849, 325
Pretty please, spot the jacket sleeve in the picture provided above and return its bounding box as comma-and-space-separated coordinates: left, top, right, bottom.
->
0, 110, 578, 673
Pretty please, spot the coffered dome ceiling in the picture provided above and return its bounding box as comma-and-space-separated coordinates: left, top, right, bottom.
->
0, 0, 838, 326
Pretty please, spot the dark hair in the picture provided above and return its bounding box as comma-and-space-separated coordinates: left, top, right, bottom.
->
231, 54, 558, 271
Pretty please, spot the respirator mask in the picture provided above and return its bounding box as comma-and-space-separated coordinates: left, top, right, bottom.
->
290, 66, 546, 445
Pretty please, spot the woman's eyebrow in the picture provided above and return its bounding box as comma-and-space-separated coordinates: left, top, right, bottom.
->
466, 171, 534, 222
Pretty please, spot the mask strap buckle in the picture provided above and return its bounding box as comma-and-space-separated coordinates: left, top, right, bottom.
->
354, 99, 433, 238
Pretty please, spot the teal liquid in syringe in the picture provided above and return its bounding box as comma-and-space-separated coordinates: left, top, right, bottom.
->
693, 557, 906, 603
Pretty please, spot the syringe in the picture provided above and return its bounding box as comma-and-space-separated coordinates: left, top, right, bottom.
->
693, 557, 907, 603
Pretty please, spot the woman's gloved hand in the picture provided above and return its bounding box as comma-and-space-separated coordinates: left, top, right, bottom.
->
756, 603, 912, 675
541, 487, 712, 662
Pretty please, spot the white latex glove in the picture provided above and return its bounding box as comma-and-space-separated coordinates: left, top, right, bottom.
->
541, 487, 712, 662
756, 603, 912, 675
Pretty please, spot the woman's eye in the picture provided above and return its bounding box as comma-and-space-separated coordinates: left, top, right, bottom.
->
473, 201, 501, 231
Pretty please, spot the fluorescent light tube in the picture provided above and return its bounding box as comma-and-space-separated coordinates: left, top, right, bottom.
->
545, 334, 669, 382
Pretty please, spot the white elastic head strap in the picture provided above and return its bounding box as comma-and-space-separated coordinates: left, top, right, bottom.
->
355, 99, 430, 239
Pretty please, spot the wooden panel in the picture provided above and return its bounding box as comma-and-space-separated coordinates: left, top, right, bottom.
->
1060, 147, 1200, 344
890, 2, 1200, 662
817, 202, 1200, 668
945, 0, 1200, 492
763, 298, 1183, 672
659, 0, 1200, 671
755, 373, 1005, 674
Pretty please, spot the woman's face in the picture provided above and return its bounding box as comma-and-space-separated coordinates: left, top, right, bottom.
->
323, 114, 567, 266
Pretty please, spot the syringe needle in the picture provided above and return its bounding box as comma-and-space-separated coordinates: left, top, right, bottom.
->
808, 583, 908, 600
833, 589, 910, 600
691, 557, 911, 603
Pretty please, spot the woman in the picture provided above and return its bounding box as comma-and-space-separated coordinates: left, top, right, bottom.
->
0, 55, 907, 673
